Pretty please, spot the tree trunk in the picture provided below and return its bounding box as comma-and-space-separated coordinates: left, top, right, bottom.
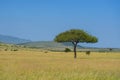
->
72, 41, 78, 59
74, 44, 77, 59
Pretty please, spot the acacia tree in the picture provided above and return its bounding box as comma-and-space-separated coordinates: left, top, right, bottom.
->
54, 29, 98, 59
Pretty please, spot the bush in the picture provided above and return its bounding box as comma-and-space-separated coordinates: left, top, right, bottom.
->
109, 48, 112, 51
44, 51, 48, 53
4, 48, 8, 51
13, 49, 18, 51
11, 49, 18, 51
64, 48, 71, 52
86, 51, 91, 55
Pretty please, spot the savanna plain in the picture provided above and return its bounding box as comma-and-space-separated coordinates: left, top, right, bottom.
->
0, 51, 120, 80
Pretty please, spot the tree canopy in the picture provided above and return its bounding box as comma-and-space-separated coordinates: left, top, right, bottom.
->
54, 29, 98, 43
54, 29, 98, 59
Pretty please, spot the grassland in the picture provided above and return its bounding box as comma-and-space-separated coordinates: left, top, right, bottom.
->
0, 51, 120, 80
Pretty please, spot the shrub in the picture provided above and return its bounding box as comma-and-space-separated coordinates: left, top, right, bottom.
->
109, 48, 112, 52
4, 48, 8, 51
86, 51, 91, 55
13, 49, 18, 51
44, 51, 48, 53
64, 48, 71, 52
11, 49, 18, 51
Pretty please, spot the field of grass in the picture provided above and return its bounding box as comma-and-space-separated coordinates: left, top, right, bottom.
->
0, 51, 120, 80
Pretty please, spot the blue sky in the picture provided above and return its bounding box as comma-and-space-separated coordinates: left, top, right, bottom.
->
0, 0, 120, 48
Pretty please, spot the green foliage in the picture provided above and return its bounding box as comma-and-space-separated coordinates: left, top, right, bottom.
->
64, 48, 71, 52
54, 29, 98, 43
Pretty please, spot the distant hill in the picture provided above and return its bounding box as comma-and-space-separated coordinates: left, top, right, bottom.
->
0, 42, 44, 51
19, 41, 83, 51
19, 41, 120, 52
0, 34, 31, 44
0, 42, 20, 51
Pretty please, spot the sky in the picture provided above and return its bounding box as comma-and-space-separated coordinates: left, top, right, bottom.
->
0, 0, 120, 48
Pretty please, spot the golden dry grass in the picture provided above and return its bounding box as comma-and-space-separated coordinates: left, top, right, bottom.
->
0, 51, 120, 80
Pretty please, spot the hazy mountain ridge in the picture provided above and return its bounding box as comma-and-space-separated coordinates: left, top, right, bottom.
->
19, 41, 84, 51
19, 41, 120, 52
0, 34, 31, 44
20, 41, 72, 47
0, 34, 120, 52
